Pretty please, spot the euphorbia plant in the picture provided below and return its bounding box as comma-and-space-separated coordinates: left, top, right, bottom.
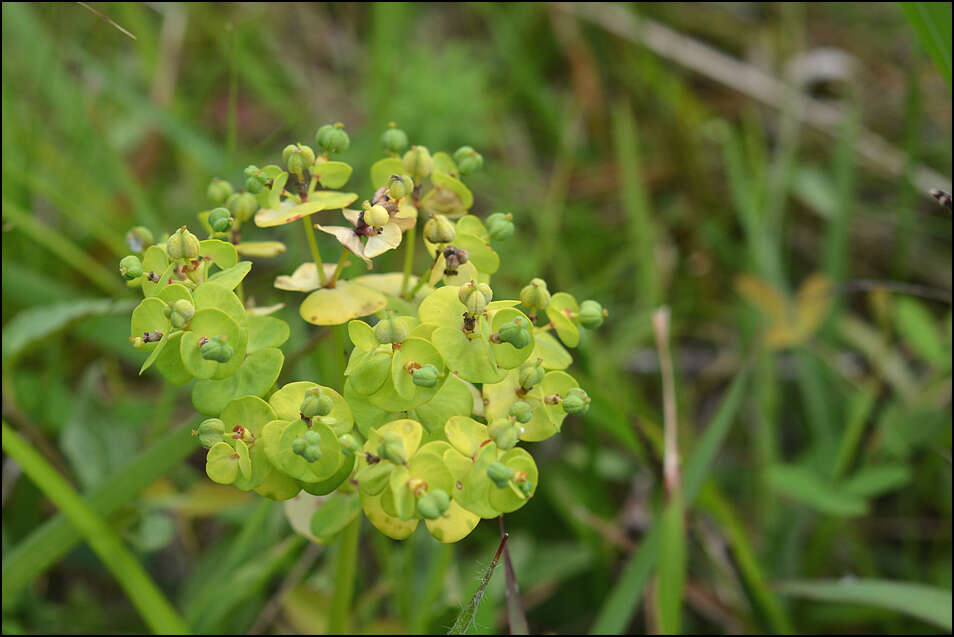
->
120, 122, 607, 545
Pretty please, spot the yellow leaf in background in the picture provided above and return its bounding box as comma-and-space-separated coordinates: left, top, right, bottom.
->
735, 272, 833, 350
144, 481, 251, 517
794, 273, 833, 342
236, 241, 286, 258
734, 274, 790, 327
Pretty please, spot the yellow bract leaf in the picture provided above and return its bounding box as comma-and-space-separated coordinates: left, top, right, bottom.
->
735, 274, 789, 326
237, 241, 287, 258
254, 191, 358, 227
794, 273, 833, 340
737, 273, 833, 350
274, 262, 340, 293
299, 280, 387, 326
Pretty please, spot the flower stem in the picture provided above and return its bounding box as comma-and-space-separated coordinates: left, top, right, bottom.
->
328, 517, 360, 634
406, 249, 442, 300
302, 217, 328, 287
328, 250, 350, 288
400, 229, 416, 298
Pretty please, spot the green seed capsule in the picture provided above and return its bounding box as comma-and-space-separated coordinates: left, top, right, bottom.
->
126, 226, 154, 252
423, 214, 456, 244
497, 316, 530, 348
417, 492, 441, 520
518, 360, 545, 391
453, 145, 483, 176
208, 207, 233, 233
200, 336, 234, 363
373, 318, 408, 345
196, 418, 226, 449
320, 123, 350, 154
380, 123, 409, 154
458, 281, 493, 315
562, 387, 590, 415
167, 226, 201, 260
520, 278, 551, 312
302, 445, 322, 463
578, 300, 606, 329
402, 145, 433, 180
365, 204, 390, 228
485, 212, 515, 241
119, 255, 143, 280
207, 178, 234, 205
509, 400, 533, 424
315, 124, 335, 150
228, 192, 258, 224
291, 437, 307, 456
300, 388, 334, 419
338, 434, 361, 456
386, 173, 415, 200
412, 363, 440, 388
488, 418, 519, 450
378, 432, 407, 465
169, 299, 195, 329
487, 462, 514, 488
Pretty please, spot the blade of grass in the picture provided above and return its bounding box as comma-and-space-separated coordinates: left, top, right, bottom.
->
591, 365, 751, 633
900, 2, 953, 89
778, 578, 952, 631
2, 423, 198, 603
1, 421, 188, 634
328, 518, 361, 634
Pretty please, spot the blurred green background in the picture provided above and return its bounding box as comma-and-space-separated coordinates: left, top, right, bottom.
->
2, 2, 951, 634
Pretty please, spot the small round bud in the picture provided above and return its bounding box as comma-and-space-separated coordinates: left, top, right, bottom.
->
207, 178, 234, 205
488, 418, 519, 451
374, 318, 408, 345
402, 145, 433, 180
378, 431, 407, 465
228, 192, 258, 224
365, 204, 390, 229
520, 278, 551, 312
167, 226, 201, 260
196, 418, 225, 449
119, 255, 143, 280
485, 212, 515, 241
208, 207, 233, 233
509, 400, 533, 424
578, 300, 606, 329
300, 388, 334, 419
126, 226, 154, 252
496, 316, 530, 349
200, 335, 234, 363
291, 437, 306, 455
458, 281, 493, 315
487, 462, 514, 489
518, 360, 545, 391
562, 387, 590, 415
317, 123, 350, 154
423, 214, 456, 244
338, 434, 361, 456
169, 299, 195, 329
417, 489, 451, 519
412, 363, 441, 388
453, 145, 483, 176
244, 165, 266, 194
381, 123, 409, 154
385, 173, 415, 200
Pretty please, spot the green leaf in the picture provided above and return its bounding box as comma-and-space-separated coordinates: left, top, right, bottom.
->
179, 308, 247, 380
768, 463, 868, 516
901, 2, 953, 89
545, 292, 580, 348
894, 297, 949, 368
840, 463, 911, 499
206, 441, 240, 484
207, 260, 253, 290
656, 493, 686, 634
236, 241, 287, 259
199, 239, 238, 270
370, 157, 404, 188
194, 281, 248, 329
247, 315, 290, 353
192, 348, 284, 417
313, 161, 353, 189
1, 422, 188, 634
2, 297, 135, 368
778, 578, 952, 631
310, 492, 362, 543
454, 232, 499, 274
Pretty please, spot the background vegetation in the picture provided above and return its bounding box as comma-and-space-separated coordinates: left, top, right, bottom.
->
2, 2, 951, 634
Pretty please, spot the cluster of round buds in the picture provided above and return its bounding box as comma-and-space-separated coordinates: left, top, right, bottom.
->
518, 359, 545, 391
200, 335, 234, 363
381, 122, 409, 154
485, 212, 515, 241
315, 123, 350, 155
208, 207, 233, 233
300, 387, 334, 420
495, 315, 531, 348
165, 299, 195, 329
166, 226, 201, 260
423, 214, 456, 244
561, 387, 591, 415
244, 165, 267, 194
453, 145, 483, 176
377, 431, 407, 465
126, 226, 154, 252
417, 489, 451, 519
509, 400, 533, 424
520, 278, 551, 313
411, 363, 441, 388
402, 145, 433, 181
458, 281, 493, 315
206, 178, 234, 205
291, 430, 323, 462
282, 143, 317, 178
442, 246, 469, 275
385, 173, 415, 201
374, 317, 409, 345
119, 255, 143, 281
227, 191, 258, 223
578, 300, 607, 330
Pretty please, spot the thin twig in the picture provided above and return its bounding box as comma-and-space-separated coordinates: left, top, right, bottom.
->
247, 542, 322, 634
558, 2, 952, 195
653, 307, 680, 496
77, 2, 137, 40
498, 516, 529, 635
